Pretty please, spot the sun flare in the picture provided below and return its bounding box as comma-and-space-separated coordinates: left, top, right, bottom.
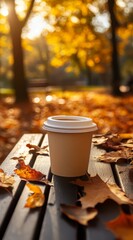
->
0, 3, 8, 16
23, 15, 54, 39
1, 1, 54, 40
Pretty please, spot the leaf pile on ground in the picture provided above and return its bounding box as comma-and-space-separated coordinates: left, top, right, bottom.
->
0, 89, 133, 164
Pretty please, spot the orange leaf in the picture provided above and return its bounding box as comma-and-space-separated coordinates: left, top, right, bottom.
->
25, 183, 45, 208
26, 143, 40, 151
106, 212, 133, 240
14, 160, 45, 181
60, 204, 98, 226
14, 160, 53, 186
73, 175, 133, 208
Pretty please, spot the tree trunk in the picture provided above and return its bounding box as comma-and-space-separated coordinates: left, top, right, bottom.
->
5, 0, 35, 103
86, 66, 92, 86
108, 0, 121, 95
11, 27, 29, 102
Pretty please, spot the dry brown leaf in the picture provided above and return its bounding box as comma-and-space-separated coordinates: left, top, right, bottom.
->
93, 133, 133, 151
93, 133, 122, 150
121, 143, 133, 148
0, 168, 15, 188
92, 135, 108, 145
14, 160, 53, 186
25, 183, 45, 208
26, 143, 49, 155
60, 204, 98, 226
26, 143, 40, 151
73, 175, 133, 208
106, 212, 133, 240
99, 149, 133, 164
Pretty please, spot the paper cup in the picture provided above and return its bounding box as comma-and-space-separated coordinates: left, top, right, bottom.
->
43, 115, 97, 177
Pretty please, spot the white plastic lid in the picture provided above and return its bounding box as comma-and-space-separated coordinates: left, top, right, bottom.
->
43, 115, 98, 133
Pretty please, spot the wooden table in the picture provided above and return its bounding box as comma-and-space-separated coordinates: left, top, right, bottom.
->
0, 134, 132, 240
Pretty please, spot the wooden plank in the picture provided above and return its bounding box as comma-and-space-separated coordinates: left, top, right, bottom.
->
86, 200, 119, 240
86, 145, 119, 239
89, 145, 115, 183
114, 164, 133, 200
39, 144, 116, 240
1, 134, 131, 240
1, 134, 51, 240
0, 134, 43, 237
39, 175, 78, 240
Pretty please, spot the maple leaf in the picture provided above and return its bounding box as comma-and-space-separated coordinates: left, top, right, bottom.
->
98, 149, 133, 164
26, 143, 49, 155
0, 168, 15, 188
60, 204, 98, 226
106, 212, 133, 240
73, 175, 133, 208
25, 183, 45, 208
14, 160, 53, 186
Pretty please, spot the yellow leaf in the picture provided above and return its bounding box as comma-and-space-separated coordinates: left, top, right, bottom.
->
25, 183, 45, 208
0, 169, 15, 188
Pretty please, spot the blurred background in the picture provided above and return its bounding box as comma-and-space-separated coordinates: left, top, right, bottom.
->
0, 0, 133, 96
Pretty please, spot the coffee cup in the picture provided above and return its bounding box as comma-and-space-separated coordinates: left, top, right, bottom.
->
43, 115, 97, 177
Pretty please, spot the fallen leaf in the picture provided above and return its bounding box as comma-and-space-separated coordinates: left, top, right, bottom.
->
0, 168, 15, 188
93, 133, 133, 151
93, 133, 122, 150
92, 135, 108, 145
122, 144, 133, 148
25, 183, 45, 208
26, 143, 49, 155
121, 142, 133, 149
1, 91, 133, 165
26, 143, 41, 151
106, 212, 133, 240
118, 133, 133, 140
73, 175, 133, 208
14, 159, 45, 180
99, 149, 133, 164
14, 160, 53, 186
11, 156, 26, 161
60, 204, 98, 226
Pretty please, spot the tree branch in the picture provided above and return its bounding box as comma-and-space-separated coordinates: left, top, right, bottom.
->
5, 0, 20, 28
21, 0, 36, 28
